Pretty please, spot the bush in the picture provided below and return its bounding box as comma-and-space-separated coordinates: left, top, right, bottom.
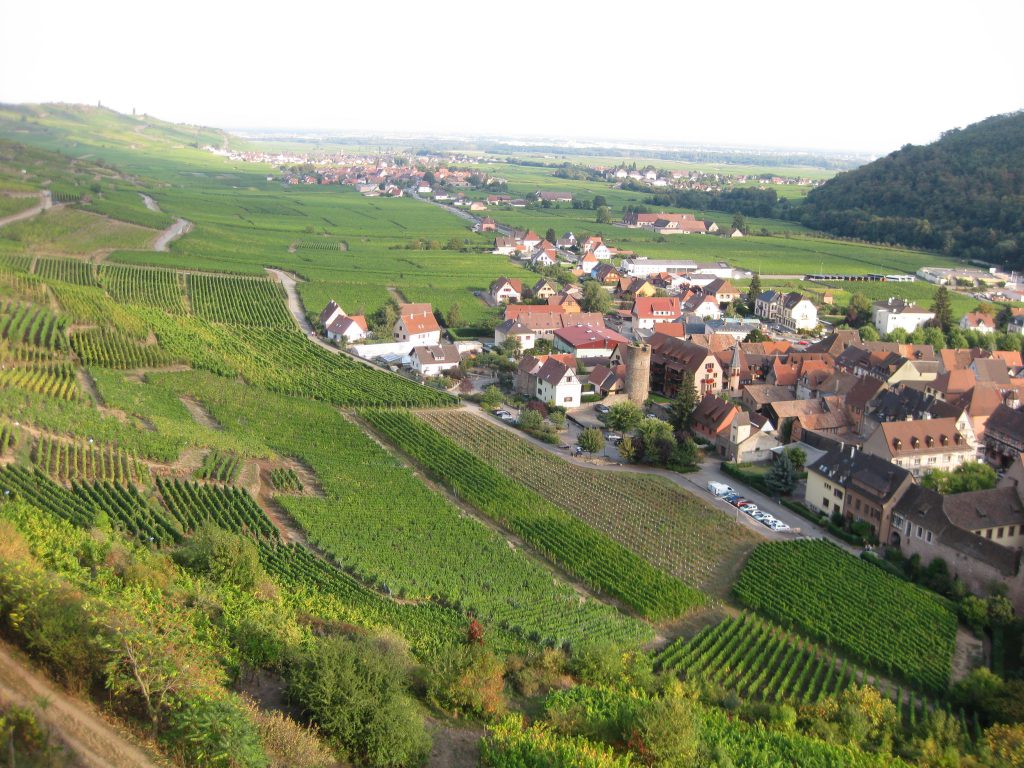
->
164, 696, 268, 768
243, 699, 336, 768
426, 642, 507, 719
287, 635, 430, 768
174, 523, 266, 590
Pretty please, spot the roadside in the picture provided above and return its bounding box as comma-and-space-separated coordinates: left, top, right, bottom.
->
0, 640, 162, 768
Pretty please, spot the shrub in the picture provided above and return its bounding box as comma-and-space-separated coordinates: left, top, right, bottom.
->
174, 523, 266, 590
287, 635, 430, 768
426, 642, 507, 719
243, 699, 336, 768
164, 695, 268, 768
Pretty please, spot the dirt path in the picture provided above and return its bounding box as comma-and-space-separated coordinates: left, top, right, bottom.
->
426, 719, 483, 768
952, 626, 986, 682
0, 190, 54, 228
139, 193, 160, 212
387, 285, 408, 304
152, 217, 193, 251
179, 395, 222, 430
0, 640, 161, 768
265, 267, 391, 372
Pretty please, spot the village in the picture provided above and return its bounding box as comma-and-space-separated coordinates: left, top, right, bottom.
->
315, 231, 1024, 615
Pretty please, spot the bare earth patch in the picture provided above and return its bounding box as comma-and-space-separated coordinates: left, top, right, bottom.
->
179, 395, 222, 430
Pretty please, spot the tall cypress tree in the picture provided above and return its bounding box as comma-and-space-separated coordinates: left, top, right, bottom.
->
669, 372, 698, 431
931, 286, 954, 332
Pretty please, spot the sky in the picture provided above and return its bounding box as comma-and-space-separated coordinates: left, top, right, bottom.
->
2, 0, 1022, 155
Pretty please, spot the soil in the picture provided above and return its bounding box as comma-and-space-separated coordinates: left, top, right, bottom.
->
0, 640, 161, 768
152, 218, 192, 252
178, 395, 222, 430
426, 718, 483, 768
952, 626, 986, 682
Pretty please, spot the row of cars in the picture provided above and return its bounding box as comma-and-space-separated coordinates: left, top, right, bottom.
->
707, 482, 791, 532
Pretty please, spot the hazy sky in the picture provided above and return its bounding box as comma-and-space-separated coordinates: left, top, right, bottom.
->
3, 0, 1022, 154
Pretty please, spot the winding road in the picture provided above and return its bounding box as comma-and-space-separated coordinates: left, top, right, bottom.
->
141, 192, 193, 251
0, 190, 53, 228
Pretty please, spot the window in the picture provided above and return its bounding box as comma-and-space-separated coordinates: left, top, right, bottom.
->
917, 526, 923, 538
893, 514, 905, 528
926, 531, 932, 543
1010, 526, 1016, 537
834, 489, 843, 498
987, 529, 993, 539
833, 503, 840, 514
563, 397, 572, 403
927, 457, 937, 465
998, 527, 1005, 539
823, 497, 830, 508
855, 498, 861, 511
914, 458, 921, 466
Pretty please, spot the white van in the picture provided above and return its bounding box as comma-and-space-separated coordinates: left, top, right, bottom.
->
707, 481, 734, 497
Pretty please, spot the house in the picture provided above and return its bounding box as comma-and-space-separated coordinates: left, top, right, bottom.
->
394, 303, 441, 346
498, 310, 605, 347
319, 300, 346, 329
682, 293, 723, 320
578, 252, 600, 275
580, 236, 611, 260
805, 444, 914, 538
516, 353, 581, 407
489, 277, 523, 304
553, 325, 628, 359
755, 290, 818, 330
648, 333, 724, 398
690, 394, 737, 444
486, 195, 511, 206
587, 364, 625, 396
535, 191, 573, 204
861, 417, 976, 478
532, 279, 559, 300
416, 183, 432, 195
893, 484, 1024, 611
493, 236, 517, 256
594, 263, 622, 285
521, 230, 542, 249
985, 404, 1024, 469
326, 314, 368, 343
469, 201, 488, 212
411, 343, 461, 377
723, 411, 780, 462
960, 312, 996, 334
531, 246, 558, 268
702, 278, 740, 305
548, 292, 581, 314
619, 257, 698, 277
556, 232, 577, 249
478, 217, 497, 232
622, 212, 707, 233
494, 319, 537, 351
536, 356, 582, 407
632, 296, 682, 331
872, 298, 935, 335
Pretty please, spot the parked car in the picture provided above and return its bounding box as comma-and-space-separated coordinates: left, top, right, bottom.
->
493, 409, 515, 422
730, 497, 749, 508
738, 503, 759, 514
595, 403, 611, 414
768, 520, 791, 531
604, 432, 622, 444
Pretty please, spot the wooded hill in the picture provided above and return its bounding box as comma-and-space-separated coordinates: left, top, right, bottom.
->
800, 111, 1024, 268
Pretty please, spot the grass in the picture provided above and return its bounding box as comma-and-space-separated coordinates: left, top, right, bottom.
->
0, 207, 158, 252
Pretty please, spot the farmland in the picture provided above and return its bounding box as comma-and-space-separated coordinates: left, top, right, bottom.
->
1, 207, 159, 252
363, 408, 704, 620
419, 409, 757, 595
734, 539, 958, 693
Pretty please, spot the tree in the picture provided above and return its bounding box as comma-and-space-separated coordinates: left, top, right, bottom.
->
671, 437, 701, 469
518, 409, 543, 432
859, 324, 881, 342
668, 373, 698, 431
931, 286, 954, 332
636, 418, 676, 465
545, 228, 557, 245
581, 280, 613, 314
922, 461, 997, 494
617, 435, 637, 463
923, 325, 947, 350
1000, 332, 1023, 352
985, 723, 1024, 767
173, 524, 265, 590
578, 428, 605, 454
595, 205, 612, 224
592, 195, 607, 209
988, 594, 1016, 628
766, 451, 799, 496
731, 213, 747, 234
743, 327, 769, 343
845, 293, 872, 327
747, 272, 762, 303
480, 385, 503, 410
786, 446, 807, 470
445, 303, 462, 328
606, 401, 643, 433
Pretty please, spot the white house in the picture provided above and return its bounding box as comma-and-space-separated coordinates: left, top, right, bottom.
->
872, 298, 935, 336
755, 290, 818, 331
632, 297, 682, 331
411, 343, 461, 377
326, 315, 368, 343
960, 312, 996, 334
394, 304, 441, 347
489, 277, 523, 304
535, 356, 582, 408
319, 300, 346, 329
683, 293, 723, 320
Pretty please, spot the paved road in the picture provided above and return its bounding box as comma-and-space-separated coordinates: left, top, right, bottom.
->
408, 191, 513, 235
153, 217, 193, 251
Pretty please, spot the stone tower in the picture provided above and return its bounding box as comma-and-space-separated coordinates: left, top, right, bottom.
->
624, 342, 651, 406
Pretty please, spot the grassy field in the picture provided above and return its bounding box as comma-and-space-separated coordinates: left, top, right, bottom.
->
419, 409, 758, 597
1, 207, 159, 252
